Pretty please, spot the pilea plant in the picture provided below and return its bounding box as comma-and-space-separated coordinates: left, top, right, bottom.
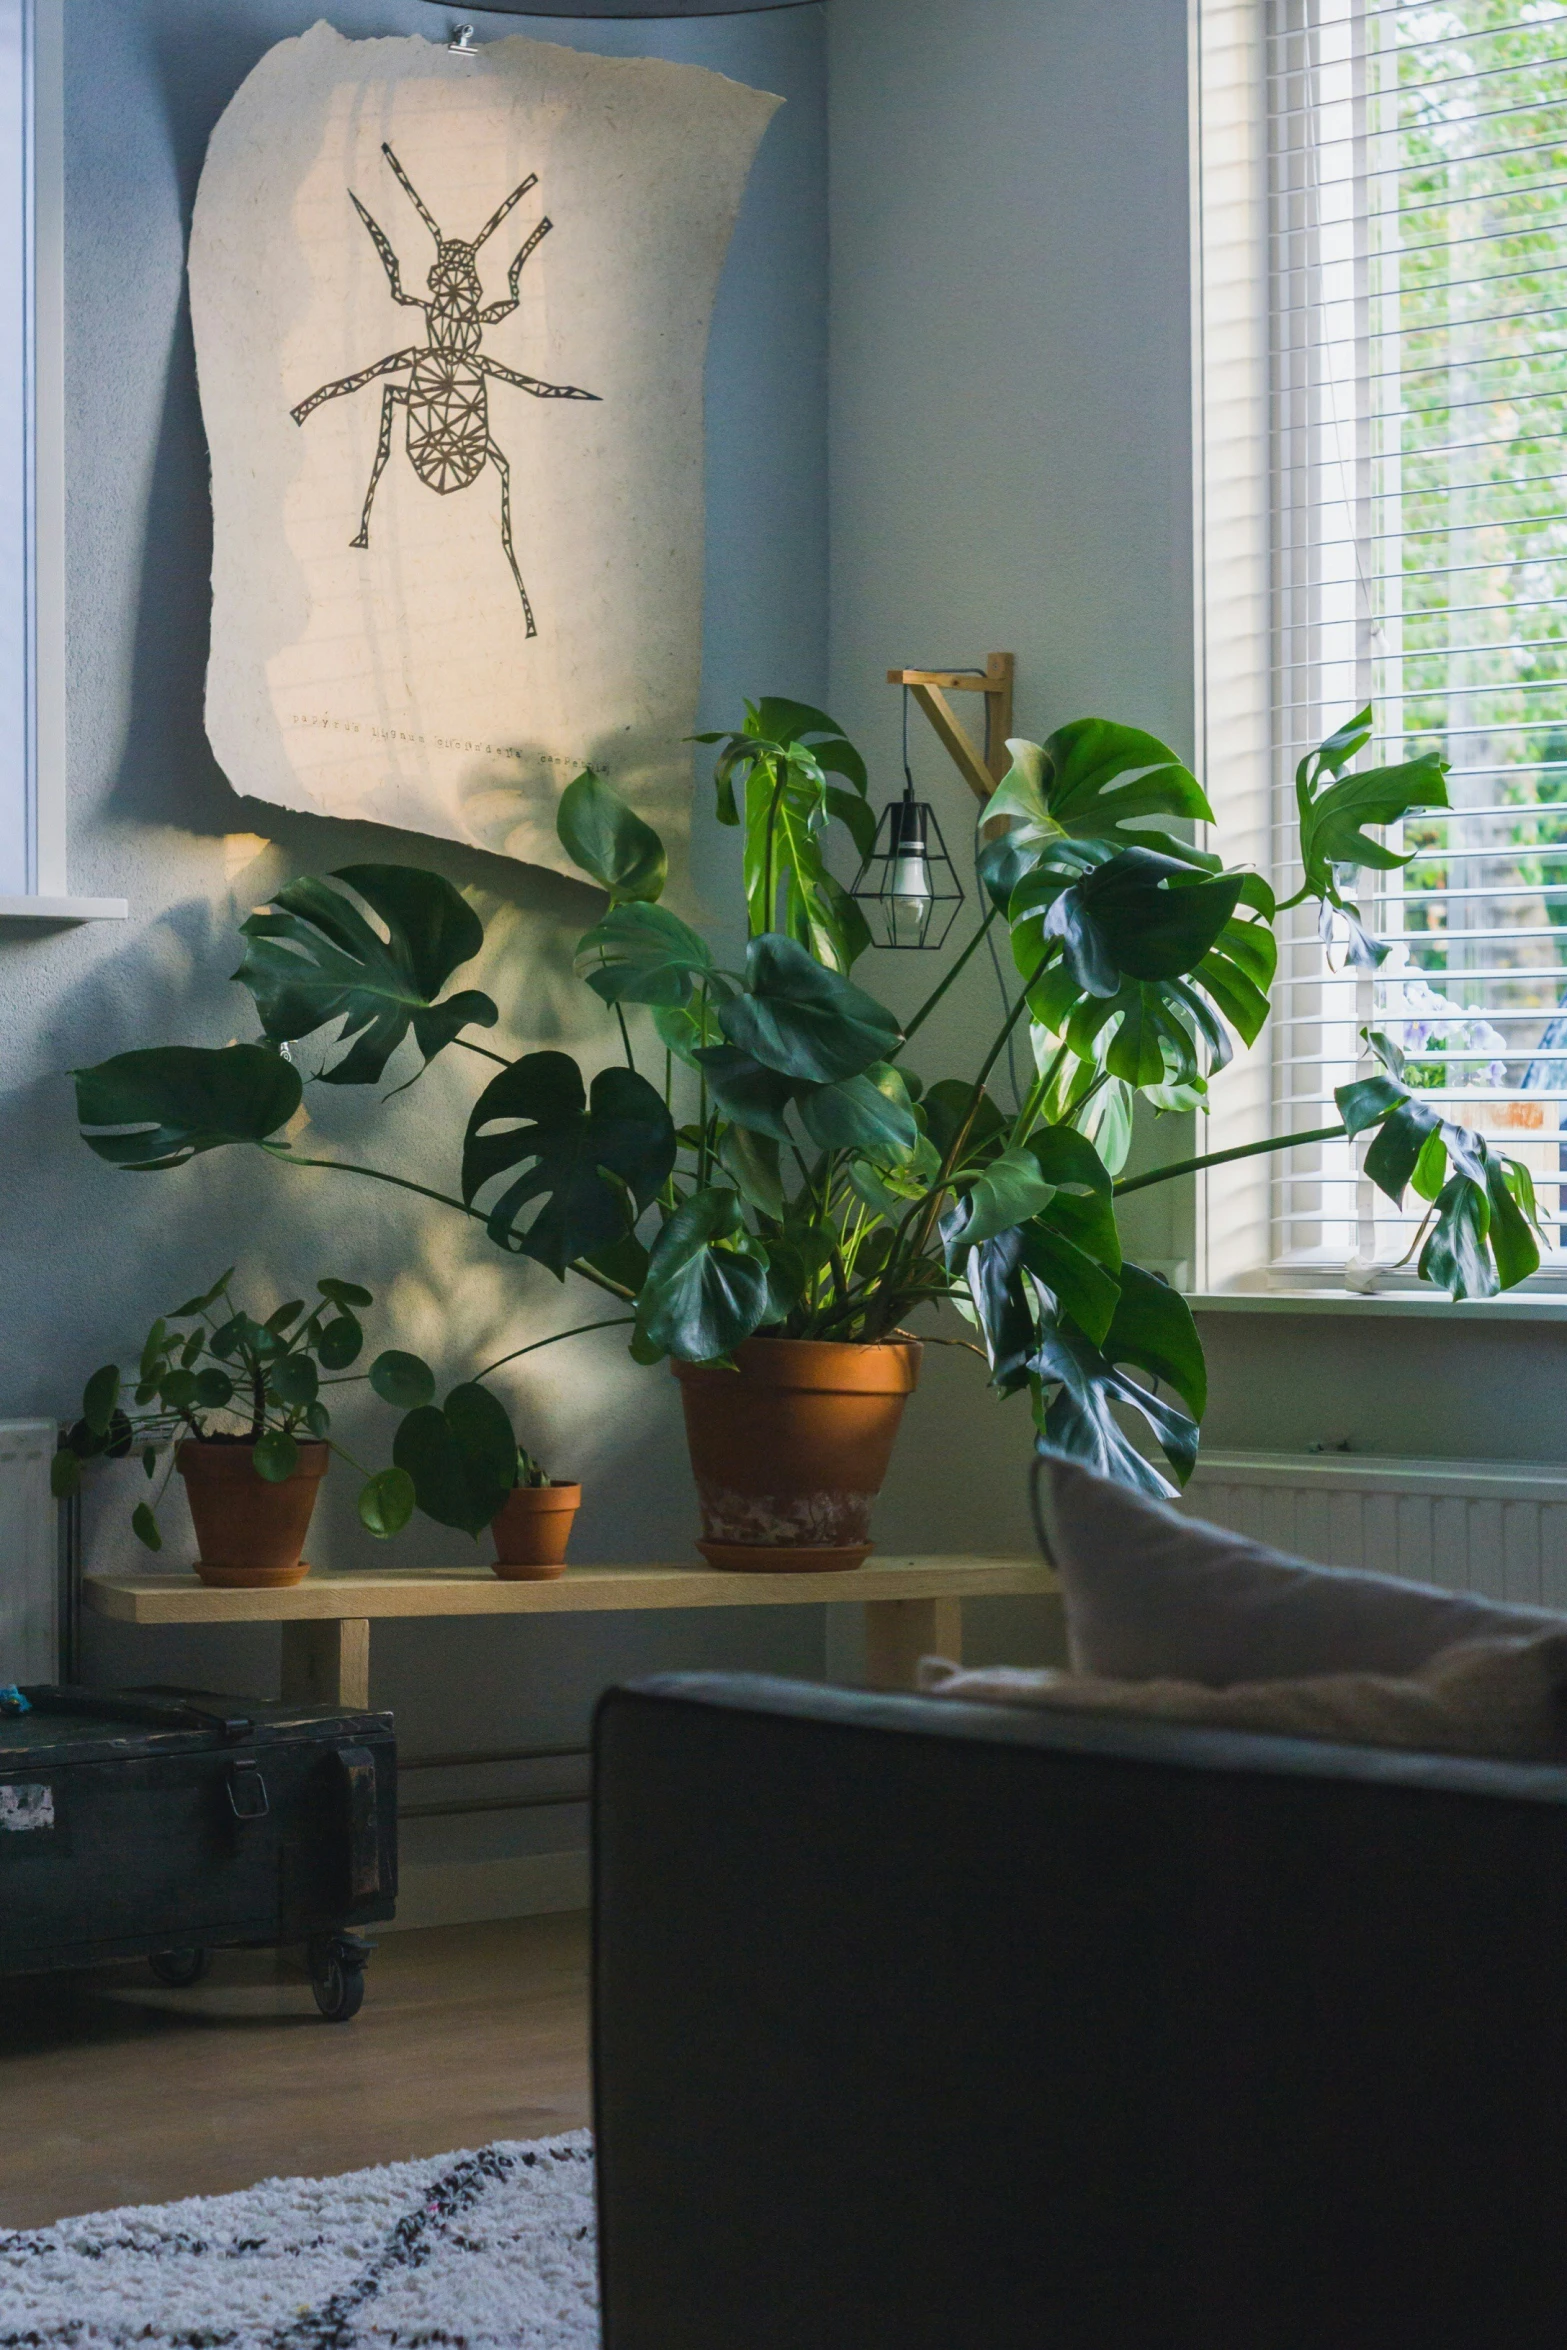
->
69, 700, 1545, 1497
51, 1270, 413, 1547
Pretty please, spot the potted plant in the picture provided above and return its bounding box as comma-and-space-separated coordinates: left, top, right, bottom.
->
53, 1271, 414, 1585
68, 706, 1545, 1563
365, 1346, 580, 1577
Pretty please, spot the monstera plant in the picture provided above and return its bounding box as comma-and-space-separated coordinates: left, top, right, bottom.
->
70, 698, 1542, 1550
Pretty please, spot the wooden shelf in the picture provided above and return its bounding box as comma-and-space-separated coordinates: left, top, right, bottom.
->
84, 1555, 1055, 1705
85, 1554, 1052, 1624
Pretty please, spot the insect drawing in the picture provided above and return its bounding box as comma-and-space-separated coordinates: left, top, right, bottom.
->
290, 143, 599, 638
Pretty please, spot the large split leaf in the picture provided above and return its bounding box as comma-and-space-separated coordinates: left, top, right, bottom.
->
635, 1186, 772, 1362
1336, 1034, 1540, 1302
719, 935, 901, 1084
75, 1045, 302, 1170
575, 902, 714, 1009
233, 867, 497, 1086
556, 769, 667, 904
462, 1052, 675, 1274
1041, 850, 1245, 998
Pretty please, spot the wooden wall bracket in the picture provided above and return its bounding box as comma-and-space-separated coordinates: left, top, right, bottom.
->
886, 651, 1015, 803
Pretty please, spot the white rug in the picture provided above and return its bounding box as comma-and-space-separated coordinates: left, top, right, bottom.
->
0, 2133, 597, 2349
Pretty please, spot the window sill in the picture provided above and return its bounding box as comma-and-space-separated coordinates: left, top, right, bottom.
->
0, 894, 127, 922
1187, 1289, 1567, 1324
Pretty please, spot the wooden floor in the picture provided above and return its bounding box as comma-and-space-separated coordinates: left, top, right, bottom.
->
0, 1913, 591, 2230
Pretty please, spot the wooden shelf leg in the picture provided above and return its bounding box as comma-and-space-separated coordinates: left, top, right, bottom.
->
864, 1596, 963, 1691
280, 1618, 371, 1709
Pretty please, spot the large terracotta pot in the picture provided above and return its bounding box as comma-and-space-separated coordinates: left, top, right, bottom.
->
671, 1337, 922, 1572
176, 1440, 328, 1588
491, 1482, 582, 1580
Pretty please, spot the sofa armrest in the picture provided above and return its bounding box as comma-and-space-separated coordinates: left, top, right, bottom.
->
593, 1671, 1567, 2350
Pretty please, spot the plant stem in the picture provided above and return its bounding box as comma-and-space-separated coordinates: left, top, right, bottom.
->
567, 1257, 640, 1303
896, 906, 999, 1050
1111, 1122, 1347, 1198
473, 1317, 638, 1384
265, 1147, 488, 1226
456, 1037, 512, 1069
614, 1003, 638, 1073
1010, 1043, 1068, 1149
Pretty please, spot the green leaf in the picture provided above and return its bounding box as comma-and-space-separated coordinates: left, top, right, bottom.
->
1296, 736, 1450, 892
719, 936, 900, 1084
131, 1501, 162, 1552
369, 1350, 437, 1410
652, 994, 721, 1070
266, 1300, 306, 1335
577, 902, 713, 1008
318, 1316, 363, 1370
462, 1053, 676, 1274
50, 1449, 81, 1500
192, 1368, 235, 1410
1100, 1264, 1207, 1422
717, 1124, 787, 1218
394, 1382, 518, 1538
921, 1079, 1007, 1167
233, 867, 497, 1086
1018, 1221, 1121, 1349
170, 1271, 233, 1318
1419, 1175, 1495, 1302
947, 1147, 1059, 1250
636, 1186, 771, 1363
159, 1368, 199, 1414
1487, 1156, 1541, 1290
694, 1045, 797, 1142
269, 1355, 319, 1409
794, 1064, 919, 1162
82, 1364, 121, 1438
358, 1466, 416, 1539
1044, 851, 1245, 996
75, 1045, 302, 1170
556, 768, 667, 904
318, 1278, 374, 1308
253, 1429, 300, 1482
1033, 718, 1214, 843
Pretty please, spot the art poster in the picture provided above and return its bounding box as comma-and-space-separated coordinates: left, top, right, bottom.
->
188, 22, 780, 879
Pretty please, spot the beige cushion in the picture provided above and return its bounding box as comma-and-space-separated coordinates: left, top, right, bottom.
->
919, 1630, 1567, 1763
1038, 1455, 1561, 1685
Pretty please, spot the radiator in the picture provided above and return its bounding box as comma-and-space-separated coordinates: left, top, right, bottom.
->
1184, 1451, 1567, 1611
0, 1419, 59, 1680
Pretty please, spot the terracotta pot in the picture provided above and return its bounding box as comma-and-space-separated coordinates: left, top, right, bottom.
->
671, 1336, 922, 1572
176, 1440, 328, 1588
491, 1481, 582, 1579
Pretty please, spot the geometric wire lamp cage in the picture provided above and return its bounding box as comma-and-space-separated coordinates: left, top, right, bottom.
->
850, 688, 966, 950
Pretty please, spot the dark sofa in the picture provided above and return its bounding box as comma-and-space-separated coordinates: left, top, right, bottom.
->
592, 1670, 1567, 2350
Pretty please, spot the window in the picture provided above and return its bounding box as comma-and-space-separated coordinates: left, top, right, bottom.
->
0, 0, 120, 921
1196, 0, 1567, 1288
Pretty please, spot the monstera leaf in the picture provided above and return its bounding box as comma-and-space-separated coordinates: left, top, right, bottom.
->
1336, 1033, 1540, 1300
556, 769, 668, 905
695, 700, 874, 970
233, 866, 497, 1086
719, 935, 901, 1084
1031, 1268, 1206, 1495
635, 1185, 772, 1362
981, 719, 1215, 909
462, 1052, 676, 1274
75, 1045, 303, 1170
575, 901, 716, 1008
1276, 709, 1450, 969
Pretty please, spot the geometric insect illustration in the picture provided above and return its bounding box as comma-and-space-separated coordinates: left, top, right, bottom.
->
290, 143, 599, 638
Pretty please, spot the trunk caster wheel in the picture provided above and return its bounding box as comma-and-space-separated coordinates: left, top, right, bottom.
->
308, 1931, 372, 2022
149, 1947, 210, 1988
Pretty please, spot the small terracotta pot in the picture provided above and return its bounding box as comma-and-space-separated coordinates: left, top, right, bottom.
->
176, 1440, 328, 1588
672, 1337, 922, 1572
491, 1481, 582, 1579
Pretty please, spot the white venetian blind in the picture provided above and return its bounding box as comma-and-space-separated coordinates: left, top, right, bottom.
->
1268, 0, 1567, 1280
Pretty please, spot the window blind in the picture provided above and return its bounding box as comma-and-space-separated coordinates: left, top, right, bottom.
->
1269, 0, 1567, 1279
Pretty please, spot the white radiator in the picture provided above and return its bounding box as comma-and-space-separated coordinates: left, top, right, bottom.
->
1184, 1451, 1567, 1611
0, 1419, 58, 1680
